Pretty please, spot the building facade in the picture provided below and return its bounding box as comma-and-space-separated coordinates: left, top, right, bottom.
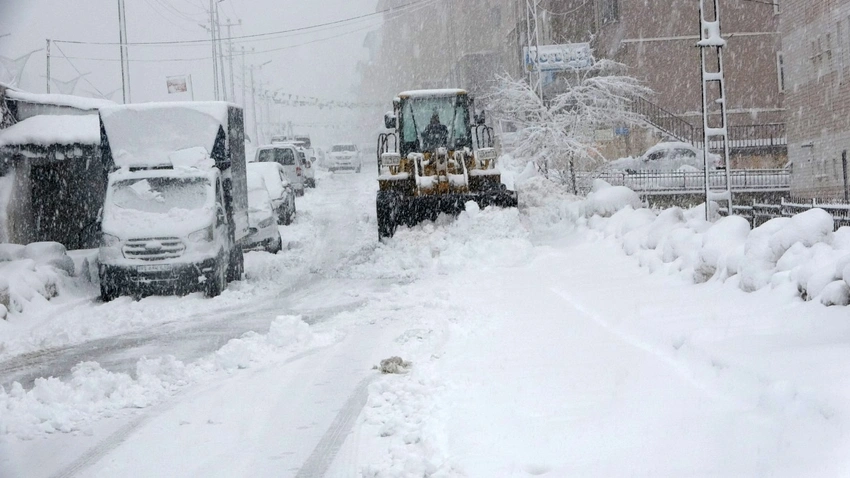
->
781, 0, 850, 199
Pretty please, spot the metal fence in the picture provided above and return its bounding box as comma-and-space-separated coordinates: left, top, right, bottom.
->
725, 197, 850, 230
582, 169, 790, 195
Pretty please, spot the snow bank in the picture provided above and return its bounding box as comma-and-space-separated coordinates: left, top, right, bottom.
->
567, 183, 850, 304
0, 315, 329, 438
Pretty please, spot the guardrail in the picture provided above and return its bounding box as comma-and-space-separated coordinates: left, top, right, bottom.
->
581, 169, 790, 195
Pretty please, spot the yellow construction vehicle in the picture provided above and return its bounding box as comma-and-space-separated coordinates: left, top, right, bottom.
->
375, 89, 517, 239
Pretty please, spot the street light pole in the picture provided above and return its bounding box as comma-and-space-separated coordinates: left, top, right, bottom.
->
224, 18, 240, 103
215, 1, 227, 100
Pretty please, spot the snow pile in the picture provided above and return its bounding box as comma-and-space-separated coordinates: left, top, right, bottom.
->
570, 183, 850, 305
582, 179, 642, 218
0, 315, 330, 438
344, 201, 533, 280
0, 115, 101, 147
0, 242, 81, 319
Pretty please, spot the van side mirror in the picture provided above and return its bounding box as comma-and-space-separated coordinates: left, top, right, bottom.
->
216, 207, 227, 226
476, 111, 486, 125
384, 113, 397, 129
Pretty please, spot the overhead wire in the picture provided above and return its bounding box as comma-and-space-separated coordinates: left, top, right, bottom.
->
51, 0, 437, 47
51, 43, 106, 97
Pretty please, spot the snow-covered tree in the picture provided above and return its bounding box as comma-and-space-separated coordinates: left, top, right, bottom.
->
490, 60, 650, 190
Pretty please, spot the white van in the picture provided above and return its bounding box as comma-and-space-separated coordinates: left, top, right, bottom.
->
254, 144, 305, 196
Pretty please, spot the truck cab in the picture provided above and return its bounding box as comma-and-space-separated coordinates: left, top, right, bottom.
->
99, 162, 232, 298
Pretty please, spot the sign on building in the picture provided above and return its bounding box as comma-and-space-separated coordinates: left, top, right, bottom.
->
524, 43, 594, 72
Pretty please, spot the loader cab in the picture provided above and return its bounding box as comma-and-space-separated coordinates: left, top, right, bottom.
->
396, 90, 473, 157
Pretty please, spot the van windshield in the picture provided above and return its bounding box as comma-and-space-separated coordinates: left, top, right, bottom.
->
111, 177, 210, 213
332, 145, 356, 152
257, 148, 295, 166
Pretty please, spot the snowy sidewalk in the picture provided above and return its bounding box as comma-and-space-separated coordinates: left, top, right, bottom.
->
358, 237, 850, 476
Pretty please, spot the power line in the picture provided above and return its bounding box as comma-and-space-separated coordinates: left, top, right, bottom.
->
739, 0, 777, 6
52, 43, 106, 97
60, 19, 385, 63
52, 0, 435, 47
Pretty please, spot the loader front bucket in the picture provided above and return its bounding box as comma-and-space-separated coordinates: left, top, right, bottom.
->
400, 189, 518, 227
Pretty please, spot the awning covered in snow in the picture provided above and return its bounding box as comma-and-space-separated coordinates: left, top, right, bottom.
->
0, 114, 101, 148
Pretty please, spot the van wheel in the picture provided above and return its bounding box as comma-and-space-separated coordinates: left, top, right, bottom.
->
206, 258, 226, 298
100, 280, 119, 302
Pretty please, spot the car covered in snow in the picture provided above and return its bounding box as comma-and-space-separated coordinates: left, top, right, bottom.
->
328, 143, 362, 173
244, 171, 283, 253
247, 162, 296, 225
606, 142, 724, 173
255, 144, 306, 196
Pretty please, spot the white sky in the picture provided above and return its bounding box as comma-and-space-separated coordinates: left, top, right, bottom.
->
0, 0, 378, 104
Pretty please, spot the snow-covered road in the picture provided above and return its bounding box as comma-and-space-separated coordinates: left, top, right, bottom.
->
3, 163, 850, 477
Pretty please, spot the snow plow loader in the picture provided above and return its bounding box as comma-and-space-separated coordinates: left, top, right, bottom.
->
375, 89, 517, 239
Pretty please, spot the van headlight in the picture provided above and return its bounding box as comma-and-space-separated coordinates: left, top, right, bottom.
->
188, 226, 214, 243
101, 233, 120, 247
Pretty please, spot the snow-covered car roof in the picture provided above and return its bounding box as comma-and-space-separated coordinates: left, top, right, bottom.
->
247, 161, 291, 186
642, 142, 699, 157
0, 114, 101, 147
397, 89, 467, 99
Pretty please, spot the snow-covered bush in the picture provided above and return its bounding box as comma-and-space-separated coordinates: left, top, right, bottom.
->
490, 59, 650, 190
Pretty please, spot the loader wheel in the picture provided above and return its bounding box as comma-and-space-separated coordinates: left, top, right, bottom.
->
377, 191, 397, 240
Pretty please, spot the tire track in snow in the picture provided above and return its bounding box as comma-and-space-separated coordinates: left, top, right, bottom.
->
294, 375, 375, 478
47, 347, 328, 478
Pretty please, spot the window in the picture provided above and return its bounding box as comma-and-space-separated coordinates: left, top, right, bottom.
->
776, 52, 785, 92
599, 0, 619, 25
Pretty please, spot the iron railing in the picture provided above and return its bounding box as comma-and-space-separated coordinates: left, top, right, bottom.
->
725, 197, 850, 230
580, 169, 790, 195
631, 96, 786, 152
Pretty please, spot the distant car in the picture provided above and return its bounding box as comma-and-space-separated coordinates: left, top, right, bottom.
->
254, 144, 305, 196
245, 172, 282, 253
247, 162, 296, 225
607, 142, 724, 172
328, 143, 362, 173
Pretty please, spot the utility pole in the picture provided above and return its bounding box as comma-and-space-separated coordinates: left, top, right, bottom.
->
224, 18, 240, 103
208, 0, 219, 100
46, 39, 51, 93
214, 3, 227, 100
240, 46, 247, 108
117, 0, 131, 103
525, 0, 543, 100
250, 64, 258, 144
697, 0, 733, 220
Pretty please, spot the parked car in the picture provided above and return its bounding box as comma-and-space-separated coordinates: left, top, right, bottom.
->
247, 162, 296, 225
606, 142, 724, 173
244, 171, 282, 253
328, 143, 362, 173
254, 144, 305, 196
